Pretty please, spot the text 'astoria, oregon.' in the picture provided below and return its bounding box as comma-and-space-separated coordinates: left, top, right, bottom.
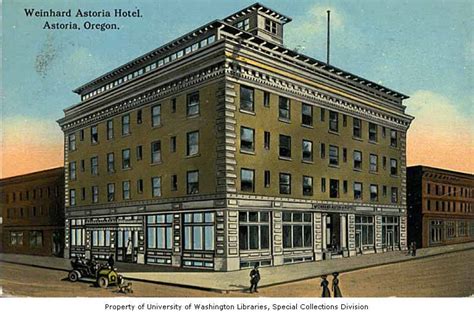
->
56, 2, 415, 271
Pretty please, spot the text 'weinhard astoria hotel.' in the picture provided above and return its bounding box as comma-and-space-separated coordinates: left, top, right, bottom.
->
57, 3, 414, 271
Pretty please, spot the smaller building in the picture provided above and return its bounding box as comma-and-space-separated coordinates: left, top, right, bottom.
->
407, 166, 474, 248
0, 167, 65, 256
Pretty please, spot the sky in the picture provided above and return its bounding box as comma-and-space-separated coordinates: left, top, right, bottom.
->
1, 0, 473, 177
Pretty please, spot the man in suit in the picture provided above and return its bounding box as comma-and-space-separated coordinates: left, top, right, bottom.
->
249, 263, 261, 293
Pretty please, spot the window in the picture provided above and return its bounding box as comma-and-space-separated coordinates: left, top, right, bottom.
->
265, 19, 277, 34
370, 185, 378, 202
343, 180, 348, 194
147, 214, 173, 250
170, 136, 176, 153
329, 111, 339, 132
382, 126, 386, 138
353, 118, 362, 138
383, 185, 387, 197
137, 109, 143, 124
370, 154, 378, 172
241, 169, 255, 192
152, 105, 161, 127
91, 156, 98, 175
80, 160, 85, 172
383, 156, 387, 169
321, 178, 326, 192
107, 153, 114, 172
303, 176, 313, 196
283, 212, 312, 249
446, 221, 456, 239
107, 183, 115, 202
81, 188, 86, 200
279, 135, 291, 158
91, 186, 99, 203
91, 125, 98, 144
187, 131, 199, 156
68, 133, 76, 151
107, 120, 113, 140
343, 115, 347, 127
239, 211, 270, 250
390, 159, 398, 176
279, 96, 290, 120
70, 189, 76, 206
279, 173, 291, 194
240, 86, 254, 112
369, 123, 377, 142
320, 143, 326, 158
122, 114, 130, 135
330, 179, 339, 198
240, 127, 255, 152
171, 175, 178, 191
151, 141, 162, 164
302, 140, 313, 162
263, 91, 270, 107
187, 170, 199, 194
390, 129, 398, 147
91, 230, 111, 247
137, 179, 144, 194
391, 187, 398, 203
184, 212, 215, 251
320, 108, 325, 121
354, 182, 363, 200
264, 131, 270, 150
302, 103, 313, 126
79, 129, 84, 141
329, 145, 339, 166
343, 148, 347, 163
122, 181, 131, 200
69, 162, 77, 180
10, 232, 24, 246
187, 92, 199, 116
70, 220, 85, 246
136, 145, 143, 161
171, 98, 177, 113
355, 216, 374, 248
122, 149, 131, 169
264, 170, 270, 188
235, 18, 250, 30
152, 177, 162, 197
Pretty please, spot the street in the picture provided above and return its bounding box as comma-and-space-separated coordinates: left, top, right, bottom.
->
1, 249, 473, 297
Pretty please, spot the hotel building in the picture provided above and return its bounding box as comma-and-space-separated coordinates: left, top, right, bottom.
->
407, 166, 474, 248
57, 3, 414, 270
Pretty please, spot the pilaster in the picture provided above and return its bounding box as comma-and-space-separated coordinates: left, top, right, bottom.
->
347, 213, 356, 256
375, 215, 383, 253
272, 210, 283, 266
313, 212, 323, 260
171, 213, 182, 267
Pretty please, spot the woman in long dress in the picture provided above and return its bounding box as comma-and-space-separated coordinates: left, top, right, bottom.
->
332, 272, 343, 297
321, 275, 331, 297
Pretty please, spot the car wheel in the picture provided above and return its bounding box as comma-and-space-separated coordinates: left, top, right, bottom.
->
97, 276, 109, 288
68, 270, 80, 282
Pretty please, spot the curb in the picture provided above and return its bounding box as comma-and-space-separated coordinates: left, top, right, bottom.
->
1, 245, 473, 294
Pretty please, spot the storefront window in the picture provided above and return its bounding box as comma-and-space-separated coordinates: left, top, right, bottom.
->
147, 214, 173, 249
282, 212, 312, 249
239, 211, 270, 250
183, 212, 214, 251
355, 216, 374, 249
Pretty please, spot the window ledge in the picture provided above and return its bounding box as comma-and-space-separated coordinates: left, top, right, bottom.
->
301, 124, 314, 129
150, 161, 163, 166
121, 133, 132, 138
186, 113, 200, 119
369, 171, 379, 175
239, 109, 256, 116
352, 136, 363, 142
328, 164, 340, 169
353, 168, 362, 172
151, 124, 163, 129
278, 118, 291, 124
302, 160, 314, 164
328, 130, 340, 136
185, 153, 201, 159
91, 142, 100, 146
122, 167, 132, 171
368, 140, 378, 145
278, 156, 292, 161
240, 150, 256, 155
390, 174, 399, 178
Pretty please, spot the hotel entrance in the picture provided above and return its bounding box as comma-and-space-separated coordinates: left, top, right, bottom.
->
116, 229, 139, 263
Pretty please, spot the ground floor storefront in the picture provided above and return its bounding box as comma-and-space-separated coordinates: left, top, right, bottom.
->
2, 226, 64, 257
423, 217, 474, 248
65, 206, 407, 271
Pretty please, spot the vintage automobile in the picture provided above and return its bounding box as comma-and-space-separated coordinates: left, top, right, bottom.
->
68, 258, 123, 288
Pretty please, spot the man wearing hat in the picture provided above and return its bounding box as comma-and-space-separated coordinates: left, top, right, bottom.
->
249, 263, 261, 293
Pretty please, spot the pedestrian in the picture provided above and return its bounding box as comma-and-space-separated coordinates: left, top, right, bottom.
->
108, 254, 115, 269
126, 238, 133, 262
406, 242, 412, 256
411, 242, 417, 256
332, 272, 343, 297
249, 263, 261, 293
320, 275, 331, 297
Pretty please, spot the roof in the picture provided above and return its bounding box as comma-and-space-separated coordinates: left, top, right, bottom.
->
223, 2, 292, 24
71, 3, 408, 101
0, 167, 64, 184
408, 165, 474, 179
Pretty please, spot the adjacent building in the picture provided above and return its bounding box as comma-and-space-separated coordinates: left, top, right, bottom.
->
407, 166, 474, 248
0, 167, 65, 256
57, 3, 413, 271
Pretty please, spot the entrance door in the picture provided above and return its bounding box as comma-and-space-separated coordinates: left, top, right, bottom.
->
327, 214, 341, 254
387, 231, 394, 251
116, 230, 138, 263
355, 230, 362, 254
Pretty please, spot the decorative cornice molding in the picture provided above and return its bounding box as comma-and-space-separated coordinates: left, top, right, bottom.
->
225, 61, 412, 131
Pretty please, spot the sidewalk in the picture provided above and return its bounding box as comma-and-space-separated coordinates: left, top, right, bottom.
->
1, 242, 473, 292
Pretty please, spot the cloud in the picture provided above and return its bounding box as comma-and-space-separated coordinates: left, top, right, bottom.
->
1, 116, 64, 178
284, 5, 346, 54
406, 90, 473, 173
